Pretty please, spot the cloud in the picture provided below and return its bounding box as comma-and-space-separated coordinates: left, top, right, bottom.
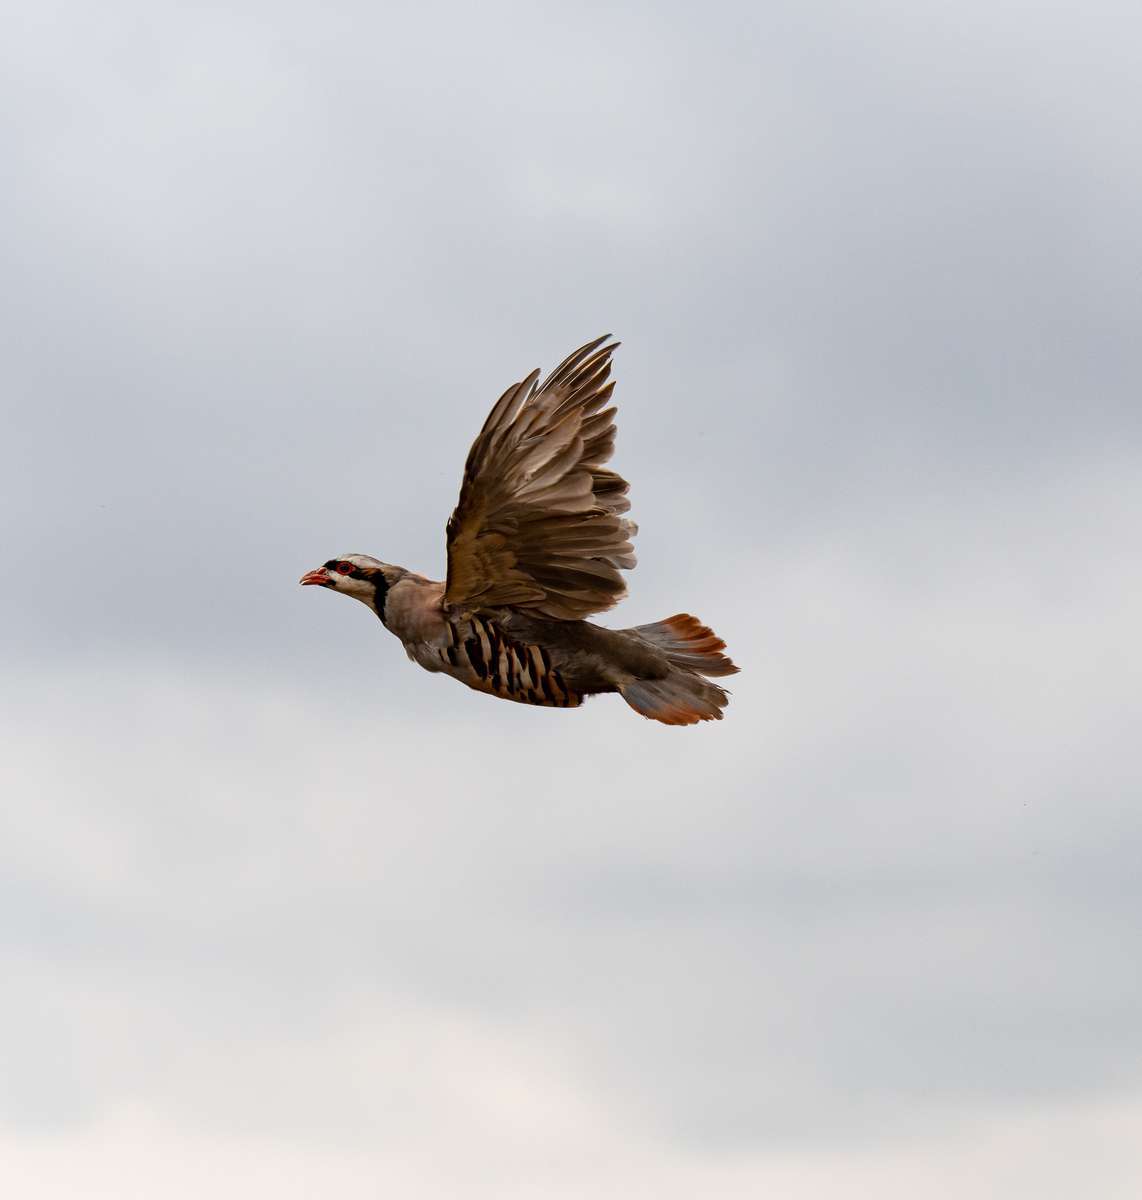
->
1, 0, 1140, 1191
2, 456, 1138, 1164
1, 1094, 1141, 1199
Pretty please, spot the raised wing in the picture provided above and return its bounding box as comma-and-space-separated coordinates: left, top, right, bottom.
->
444, 336, 637, 620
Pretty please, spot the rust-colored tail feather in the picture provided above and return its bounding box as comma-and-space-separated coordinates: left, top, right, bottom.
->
619, 673, 730, 725
630, 613, 740, 678
620, 613, 739, 725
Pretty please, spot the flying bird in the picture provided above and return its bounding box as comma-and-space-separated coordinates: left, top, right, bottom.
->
300, 336, 738, 724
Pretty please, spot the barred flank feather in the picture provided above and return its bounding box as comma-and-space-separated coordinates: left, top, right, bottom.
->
438, 614, 582, 708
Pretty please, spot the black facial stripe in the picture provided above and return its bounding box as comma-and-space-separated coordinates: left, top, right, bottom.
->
372, 574, 390, 627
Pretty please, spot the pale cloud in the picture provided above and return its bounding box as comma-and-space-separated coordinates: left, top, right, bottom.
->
1, 1095, 1141, 1199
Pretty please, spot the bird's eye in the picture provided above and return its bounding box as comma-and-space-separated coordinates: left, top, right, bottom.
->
336, 561, 354, 575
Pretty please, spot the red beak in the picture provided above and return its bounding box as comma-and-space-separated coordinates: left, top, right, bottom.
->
299, 568, 331, 587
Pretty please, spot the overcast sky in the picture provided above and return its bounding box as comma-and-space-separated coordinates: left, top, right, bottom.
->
2, 1, 1141, 1196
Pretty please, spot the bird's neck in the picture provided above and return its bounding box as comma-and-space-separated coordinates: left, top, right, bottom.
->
380, 575, 447, 644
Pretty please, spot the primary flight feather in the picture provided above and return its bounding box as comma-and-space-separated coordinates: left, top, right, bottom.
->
300, 336, 738, 725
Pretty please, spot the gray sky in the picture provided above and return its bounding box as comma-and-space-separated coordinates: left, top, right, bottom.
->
2, 1, 1141, 1195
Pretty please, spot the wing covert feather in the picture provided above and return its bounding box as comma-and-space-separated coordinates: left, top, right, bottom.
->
444, 337, 637, 619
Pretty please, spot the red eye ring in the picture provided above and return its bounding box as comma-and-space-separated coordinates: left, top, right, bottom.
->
336, 561, 353, 575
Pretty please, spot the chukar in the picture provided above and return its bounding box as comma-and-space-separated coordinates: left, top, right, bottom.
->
300, 337, 738, 724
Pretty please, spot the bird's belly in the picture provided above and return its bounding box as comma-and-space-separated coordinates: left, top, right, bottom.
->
414, 615, 581, 708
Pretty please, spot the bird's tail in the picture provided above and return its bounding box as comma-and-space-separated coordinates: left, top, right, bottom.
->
620, 614, 740, 725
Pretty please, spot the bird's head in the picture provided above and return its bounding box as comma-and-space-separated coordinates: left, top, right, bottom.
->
299, 554, 398, 622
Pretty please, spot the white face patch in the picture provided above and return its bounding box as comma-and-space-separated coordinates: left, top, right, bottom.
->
325, 554, 389, 609
329, 573, 375, 604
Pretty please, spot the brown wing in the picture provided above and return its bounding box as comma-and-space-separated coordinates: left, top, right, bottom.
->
444, 336, 637, 620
